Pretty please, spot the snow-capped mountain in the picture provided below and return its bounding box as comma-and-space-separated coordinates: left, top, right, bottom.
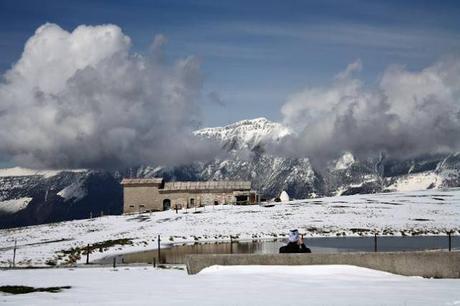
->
194, 117, 292, 151
153, 118, 460, 198
152, 118, 322, 199
1, 117, 460, 228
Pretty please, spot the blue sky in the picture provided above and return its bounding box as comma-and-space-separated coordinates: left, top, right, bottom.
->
1, 0, 460, 127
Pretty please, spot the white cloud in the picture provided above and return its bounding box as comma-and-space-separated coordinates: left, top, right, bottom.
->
280, 57, 460, 166
335, 59, 362, 80
0, 23, 220, 169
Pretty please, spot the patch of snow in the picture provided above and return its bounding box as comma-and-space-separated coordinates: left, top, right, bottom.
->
0, 167, 86, 178
334, 152, 355, 170
0, 197, 32, 215
408, 164, 415, 174
200, 265, 404, 278
334, 187, 346, 196
335, 180, 375, 196
57, 178, 87, 202
388, 172, 440, 192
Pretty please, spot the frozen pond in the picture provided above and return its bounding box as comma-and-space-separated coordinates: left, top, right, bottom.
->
99, 235, 459, 265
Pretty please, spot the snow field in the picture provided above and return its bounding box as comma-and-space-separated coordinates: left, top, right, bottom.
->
0, 265, 459, 305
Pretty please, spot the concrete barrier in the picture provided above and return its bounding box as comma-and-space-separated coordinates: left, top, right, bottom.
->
185, 251, 460, 278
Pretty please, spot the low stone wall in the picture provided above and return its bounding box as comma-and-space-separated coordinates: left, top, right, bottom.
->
185, 251, 460, 278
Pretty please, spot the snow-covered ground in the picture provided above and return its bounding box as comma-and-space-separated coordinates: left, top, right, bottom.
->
1, 265, 459, 305
0, 188, 459, 267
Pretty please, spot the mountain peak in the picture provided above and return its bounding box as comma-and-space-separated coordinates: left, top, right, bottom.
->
228, 117, 271, 125
194, 117, 291, 149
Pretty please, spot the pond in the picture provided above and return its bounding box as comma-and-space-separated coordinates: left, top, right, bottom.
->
98, 235, 459, 265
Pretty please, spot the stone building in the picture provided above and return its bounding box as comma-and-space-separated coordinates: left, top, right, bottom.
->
121, 178, 258, 214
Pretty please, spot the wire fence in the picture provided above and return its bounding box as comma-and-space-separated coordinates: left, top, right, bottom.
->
95, 232, 459, 266
7, 232, 459, 268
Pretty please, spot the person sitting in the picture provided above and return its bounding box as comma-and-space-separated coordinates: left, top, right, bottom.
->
279, 229, 311, 253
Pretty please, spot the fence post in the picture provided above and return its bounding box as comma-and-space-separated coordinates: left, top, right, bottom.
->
374, 234, 378, 252
12, 239, 17, 268
448, 231, 452, 252
153, 257, 156, 268
230, 236, 233, 254
113, 257, 116, 268
157, 235, 161, 264
86, 244, 90, 264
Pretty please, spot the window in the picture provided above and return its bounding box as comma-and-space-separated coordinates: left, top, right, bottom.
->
235, 195, 249, 204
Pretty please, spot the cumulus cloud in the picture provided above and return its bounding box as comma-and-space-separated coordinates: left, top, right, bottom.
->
279, 57, 460, 167
0, 23, 221, 169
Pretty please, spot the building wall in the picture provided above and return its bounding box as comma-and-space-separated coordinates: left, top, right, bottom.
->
199, 192, 235, 205
159, 192, 190, 209
123, 183, 255, 214
123, 184, 162, 213
159, 191, 236, 209
185, 252, 460, 278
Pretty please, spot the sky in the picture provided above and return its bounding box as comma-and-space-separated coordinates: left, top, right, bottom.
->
1, 0, 460, 169
2, 0, 460, 127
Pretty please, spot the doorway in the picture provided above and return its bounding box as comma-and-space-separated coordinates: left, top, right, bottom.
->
163, 199, 171, 211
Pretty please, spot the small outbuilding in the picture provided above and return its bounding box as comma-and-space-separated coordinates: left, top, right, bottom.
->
279, 190, 290, 202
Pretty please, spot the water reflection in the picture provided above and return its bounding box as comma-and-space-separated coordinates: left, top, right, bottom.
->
102, 235, 459, 265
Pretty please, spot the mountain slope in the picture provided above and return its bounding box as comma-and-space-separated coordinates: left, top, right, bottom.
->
0, 170, 122, 228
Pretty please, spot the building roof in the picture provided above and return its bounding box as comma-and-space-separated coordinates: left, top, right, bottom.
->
163, 181, 251, 191
121, 178, 252, 191
121, 178, 163, 185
